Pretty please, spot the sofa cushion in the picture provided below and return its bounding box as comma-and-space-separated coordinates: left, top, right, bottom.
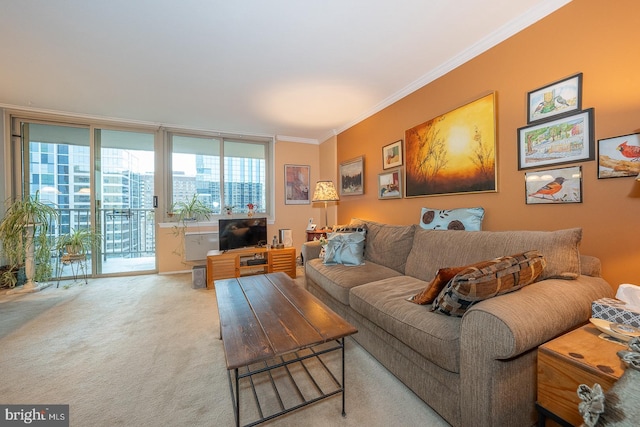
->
350, 219, 416, 274
323, 227, 366, 266
408, 266, 466, 305
405, 227, 582, 281
432, 250, 546, 316
349, 276, 462, 373
419, 207, 485, 231
305, 258, 402, 305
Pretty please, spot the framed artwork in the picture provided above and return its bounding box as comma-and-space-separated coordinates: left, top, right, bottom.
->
284, 164, 310, 205
527, 73, 582, 124
405, 92, 497, 198
378, 168, 402, 199
597, 132, 640, 179
525, 165, 582, 204
382, 140, 403, 170
339, 156, 364, 196
517, 108, 595, 170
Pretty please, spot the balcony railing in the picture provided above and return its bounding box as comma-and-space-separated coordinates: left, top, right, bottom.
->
52, 208, 156, 273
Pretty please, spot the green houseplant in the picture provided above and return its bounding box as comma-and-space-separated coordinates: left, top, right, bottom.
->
172, 194, 214, 224
170, 194, 214, 259
0, 192, 58, 288
56, 227, 103, 256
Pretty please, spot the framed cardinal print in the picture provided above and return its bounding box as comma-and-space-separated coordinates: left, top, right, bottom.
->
597, 132, 640, 179
525, 165, 582, 204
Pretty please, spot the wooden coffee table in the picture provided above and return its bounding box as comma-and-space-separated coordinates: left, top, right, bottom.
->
215, 272, 358, 427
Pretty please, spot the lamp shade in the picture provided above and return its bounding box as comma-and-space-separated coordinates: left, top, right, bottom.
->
312, 181, 340, 202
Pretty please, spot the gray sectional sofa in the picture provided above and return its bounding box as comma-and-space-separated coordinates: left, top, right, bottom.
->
302, 219, 613, 427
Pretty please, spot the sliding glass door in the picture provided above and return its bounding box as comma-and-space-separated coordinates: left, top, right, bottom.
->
95, 129, 156, 274
18, 121, 157, 278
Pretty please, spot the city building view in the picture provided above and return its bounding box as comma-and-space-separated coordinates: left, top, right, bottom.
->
28, 133, 266, 277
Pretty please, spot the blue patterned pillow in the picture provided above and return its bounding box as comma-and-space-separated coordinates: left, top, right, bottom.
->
419, 207, 484, 231
323, 227, 366, 266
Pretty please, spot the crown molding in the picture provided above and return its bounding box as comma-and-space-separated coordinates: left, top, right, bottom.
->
333, 0, 572, 137
276, 135, 319, 144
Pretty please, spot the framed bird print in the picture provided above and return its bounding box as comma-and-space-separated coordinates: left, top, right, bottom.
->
517, 108, 594, 170
525, 165, 582, 204
527, 73, 582, 124
597, 132, 640, 179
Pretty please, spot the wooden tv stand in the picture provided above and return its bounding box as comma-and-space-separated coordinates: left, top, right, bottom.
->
206, 246, 296, 288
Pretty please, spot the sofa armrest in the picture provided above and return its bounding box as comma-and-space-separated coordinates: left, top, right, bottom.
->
461, 275, 612, 359
301, 240, 323, 264
581, 254, 601, 277
458, 275, 613, 427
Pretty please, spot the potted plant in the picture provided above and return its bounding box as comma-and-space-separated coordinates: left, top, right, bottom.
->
170, 194, 214, 259
0, 191, 58, 289
0, 266, 18, 289
173, 194, 214, 224
56, 227, 102, 256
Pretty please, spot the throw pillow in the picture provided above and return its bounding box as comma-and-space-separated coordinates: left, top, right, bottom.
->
323, 227, 366, 266
419, 207, 485, 231
408, 266, 466, 305
432, 250, 546, 317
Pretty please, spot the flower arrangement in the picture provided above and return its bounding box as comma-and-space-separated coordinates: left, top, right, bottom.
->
246, 203, 256, 217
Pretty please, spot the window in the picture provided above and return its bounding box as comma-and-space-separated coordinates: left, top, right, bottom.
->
169, 133, 271, 217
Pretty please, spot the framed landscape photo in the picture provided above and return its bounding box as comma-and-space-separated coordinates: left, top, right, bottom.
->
527, 73, 582, 124
525, 165, 582, 204
382, 139, 403, 170
377, 168, 402, 199
284, 164, 310, 204
339, 156, 364, 196
597, 132, 640, 179
404, 92, 497, 197
517, 108, 594, 170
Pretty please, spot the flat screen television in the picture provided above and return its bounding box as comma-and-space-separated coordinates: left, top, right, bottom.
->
218, 217, 268, 252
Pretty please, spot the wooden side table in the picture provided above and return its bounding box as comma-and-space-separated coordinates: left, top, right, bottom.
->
306, 229, 329, 242
537, 325, 626, 426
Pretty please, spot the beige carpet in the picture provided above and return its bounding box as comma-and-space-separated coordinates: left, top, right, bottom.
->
0, 272, 450, 426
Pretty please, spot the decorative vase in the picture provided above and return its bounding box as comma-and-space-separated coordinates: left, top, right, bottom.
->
247, 208, 254, 217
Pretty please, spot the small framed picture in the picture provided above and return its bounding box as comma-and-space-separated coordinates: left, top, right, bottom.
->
382, 140, 403, 170
378, 168, 402, 199
339, 156, 364, 196
527, 73, 582, 124
284, 164, 310, 205
517, 108, 594, 170
525, 165, 582, 204
597, 132, 640, 179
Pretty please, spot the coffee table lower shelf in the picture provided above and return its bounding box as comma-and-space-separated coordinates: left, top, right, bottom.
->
228, 339, 346, 427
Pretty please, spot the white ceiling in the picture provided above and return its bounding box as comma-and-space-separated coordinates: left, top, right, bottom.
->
0, 0, 571, 142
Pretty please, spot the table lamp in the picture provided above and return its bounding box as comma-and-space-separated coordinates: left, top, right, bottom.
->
312, 180, 339, 229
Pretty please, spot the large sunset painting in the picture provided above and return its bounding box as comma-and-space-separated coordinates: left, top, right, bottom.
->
405, 93, 497, 197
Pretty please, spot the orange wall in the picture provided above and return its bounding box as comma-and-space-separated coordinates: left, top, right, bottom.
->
272, 140, 321, 250
334, 0, 640, 290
